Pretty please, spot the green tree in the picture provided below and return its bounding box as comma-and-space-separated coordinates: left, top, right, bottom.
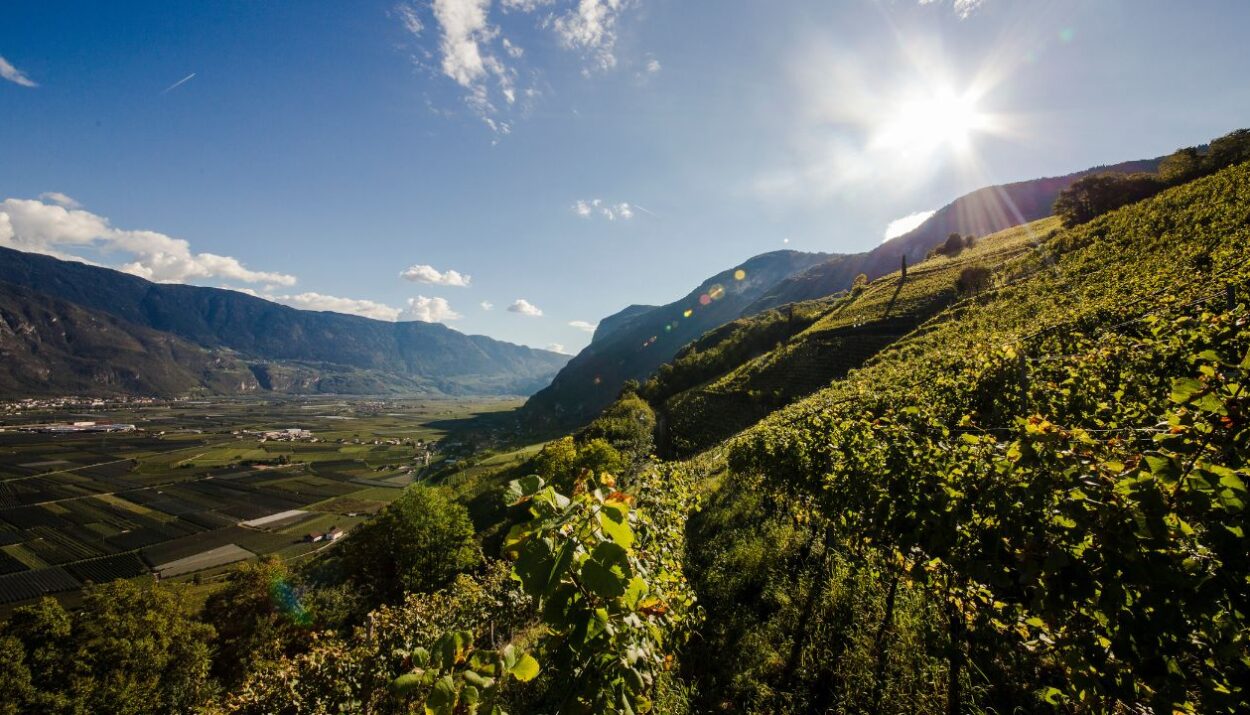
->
3, 583, 215, 714
1052, 171, 1163, 227
343, 485, 482, 604
202, 558, 314, 689
531, 436, 579, 487
1159, 146, 1203, 184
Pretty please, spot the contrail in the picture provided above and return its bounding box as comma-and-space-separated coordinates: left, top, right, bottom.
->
161, 72, 196, 94
631, 203, 661, 219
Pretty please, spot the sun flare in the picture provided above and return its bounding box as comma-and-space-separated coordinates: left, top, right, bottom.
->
874, 87, 993, 157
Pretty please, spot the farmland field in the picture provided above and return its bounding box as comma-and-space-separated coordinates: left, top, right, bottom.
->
0, 395, 523, 612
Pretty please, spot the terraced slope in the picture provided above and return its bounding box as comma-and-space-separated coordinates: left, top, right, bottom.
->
684, 162, 1250, 713
653, 218, 1057, 454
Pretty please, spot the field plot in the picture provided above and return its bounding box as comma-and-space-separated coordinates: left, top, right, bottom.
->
0, 395, 518, 610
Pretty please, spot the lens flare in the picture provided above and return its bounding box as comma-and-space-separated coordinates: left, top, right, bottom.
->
708, 284, 725, 301
683, 309, 693, 318
733, 269, 746, 281
268, 574, 311, 625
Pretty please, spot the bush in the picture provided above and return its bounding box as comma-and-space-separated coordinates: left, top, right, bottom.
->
955, 266, 992, 295
342, 485, 481, 604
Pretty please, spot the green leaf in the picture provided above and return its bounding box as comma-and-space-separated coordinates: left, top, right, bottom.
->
623, 576, 649, 610
1169, 376, 1205, 405
581, 558, 627, 599
505, 475, 544, 505
598, 510, 635, 549
425, 675, 458, 715
391, 672, 426, 695
507, 653, 541, 682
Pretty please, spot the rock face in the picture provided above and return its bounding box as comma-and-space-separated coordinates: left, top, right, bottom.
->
0, 246, 570, 398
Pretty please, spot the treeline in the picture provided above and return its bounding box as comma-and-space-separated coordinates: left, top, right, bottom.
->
1054, 127, 1250, 227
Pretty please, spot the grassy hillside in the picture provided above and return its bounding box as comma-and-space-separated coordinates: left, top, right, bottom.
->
649, 218, 1055, 454
682, 161, 1250, 713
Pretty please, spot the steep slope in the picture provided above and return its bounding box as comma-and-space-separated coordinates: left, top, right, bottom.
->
0, 280, 255, 396
650, 218, 1054, 454
681, 161, 1250, 713
0, 246, 568, 396
519, 250, 834, 427
746, 157, 1161, 313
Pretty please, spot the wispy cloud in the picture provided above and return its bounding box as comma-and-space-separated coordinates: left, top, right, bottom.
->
546, 342, 570, 354
37, 192, 81, 209
508, 298, 543, 316
568, 320, 597, 332
269, 292, 403, 321
400, 263, 472, 286
396, 0, 643, 133
883, 209, 936, 241
161, 72, 197, 94
480, 300, 494, 310
918, 0, 989, 19
573, 198, 635, 221
0, 195, 296, 286
403, 295, 463, 323
0, 55, 37, 88
553, 0, 633, 73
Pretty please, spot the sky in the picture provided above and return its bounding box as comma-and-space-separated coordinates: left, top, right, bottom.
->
2, 0, 1248, 355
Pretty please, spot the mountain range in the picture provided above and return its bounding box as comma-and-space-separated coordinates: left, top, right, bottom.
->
521, 154, 1162, 427
0, 246, 568, 398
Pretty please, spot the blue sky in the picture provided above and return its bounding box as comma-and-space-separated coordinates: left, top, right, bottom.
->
2, 0, 1248, 354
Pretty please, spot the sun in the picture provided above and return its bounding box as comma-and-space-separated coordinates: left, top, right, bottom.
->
873, 87, 992, 157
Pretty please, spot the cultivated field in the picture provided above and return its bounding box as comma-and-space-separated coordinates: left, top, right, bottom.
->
0, 395, 522, 611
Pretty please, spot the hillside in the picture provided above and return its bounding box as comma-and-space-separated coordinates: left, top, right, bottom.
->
746, 157, 1161, 313
519, 250, 834, 427
675, 160, 1250, 713
648, 218, 1056, 454
528, 157, 1162, 432
0, 246, 569, 397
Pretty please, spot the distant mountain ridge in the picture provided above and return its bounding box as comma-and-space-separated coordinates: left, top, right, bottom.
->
525, 155, 1162, 427
521, 250, 835, 426
0, 246, 568, 398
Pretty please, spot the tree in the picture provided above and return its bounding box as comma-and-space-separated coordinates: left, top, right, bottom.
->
939, 233, 966, 256
343, 485, 481, 604
532, 435, 579, 488
1053, 172, 1163, 227
1159, 147, 1203, 184
1204, 128, 1250, 172
202, 558, 314, 689
3, 583, 216, 714
577, 438, 625, 477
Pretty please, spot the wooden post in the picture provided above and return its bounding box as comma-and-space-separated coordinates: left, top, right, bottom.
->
900, 254, 908, 280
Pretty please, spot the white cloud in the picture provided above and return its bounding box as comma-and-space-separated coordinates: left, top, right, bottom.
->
0, 55, 37, 88
568, 320, 597, 332
918, 0, 988, 19
395, 3, 424, 34
546, 343, 571, 354
0, 196, 296, 286
883, 209, 936, 241
400, 263, 472, 286
645, 58, 661, 74
399, 0, 640, 133
402, 295, 463, 323
572, 198, 634, 221
270, 292, 403, 321
508, 298, 543, 317
37, 192, 81, 209
480, 300, 494, 310
553, 0, 631, 72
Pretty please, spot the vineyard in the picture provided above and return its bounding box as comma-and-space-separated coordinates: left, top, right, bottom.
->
697, 161, 1250, 712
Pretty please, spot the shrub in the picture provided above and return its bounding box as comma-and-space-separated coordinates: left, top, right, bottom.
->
341, 485, 481, 604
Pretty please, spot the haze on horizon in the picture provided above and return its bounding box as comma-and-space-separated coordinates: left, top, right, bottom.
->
1, 0, 1247, 355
